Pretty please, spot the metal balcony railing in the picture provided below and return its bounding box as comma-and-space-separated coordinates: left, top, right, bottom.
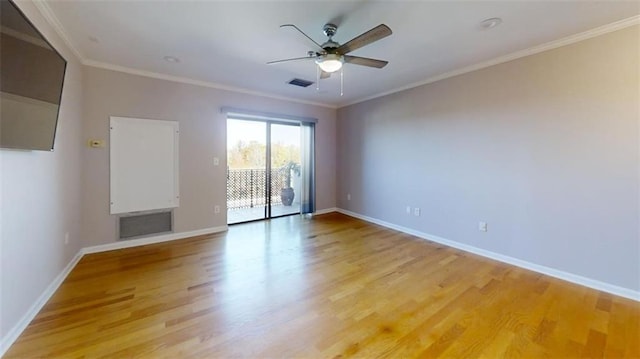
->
226, 168, 288, 210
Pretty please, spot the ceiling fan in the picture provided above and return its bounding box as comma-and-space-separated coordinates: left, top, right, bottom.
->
268, 22, 392, 81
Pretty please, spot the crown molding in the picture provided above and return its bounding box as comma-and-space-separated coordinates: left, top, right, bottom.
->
339, 15, 640, 108
32, 0, 86, 62
32, 1, 336, 109
32, 0, 637, 111
83, 60, 337, 109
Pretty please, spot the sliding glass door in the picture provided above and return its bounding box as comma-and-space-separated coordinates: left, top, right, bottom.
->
226, 119, 268, 223
226, 119, 302, 224
269, 123, 301, 218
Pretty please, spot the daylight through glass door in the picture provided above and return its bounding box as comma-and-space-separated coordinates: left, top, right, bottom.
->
226, 118, 301, 224
269, 123, 301, 218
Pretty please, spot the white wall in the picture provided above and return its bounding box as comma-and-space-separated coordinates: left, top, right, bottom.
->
1, 0, 84, 344
337, 26, 639, 292
81, 67, 337, 247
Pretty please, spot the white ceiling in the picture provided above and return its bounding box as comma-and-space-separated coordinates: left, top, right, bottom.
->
42, 0, 639, 108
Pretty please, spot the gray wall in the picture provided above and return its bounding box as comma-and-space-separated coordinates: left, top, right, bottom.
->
1, 3, 636, 349
337, 26, 639, 291
1, 1, 84, 341
82, 67, 337, 247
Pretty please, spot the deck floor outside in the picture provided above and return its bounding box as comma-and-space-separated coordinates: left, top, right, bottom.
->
227, 203, 300, 224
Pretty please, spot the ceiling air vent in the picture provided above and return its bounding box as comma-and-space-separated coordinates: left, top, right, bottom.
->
287, 78, 314, 88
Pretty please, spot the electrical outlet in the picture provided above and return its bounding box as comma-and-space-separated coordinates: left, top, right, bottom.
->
213, 157, 220, 166
479, 222, 488, 232
406, 206, 411, 214
347, 193, 351, 201
214, 205, 220, 214
414, 207, 421, 216
64, 232, 69, 245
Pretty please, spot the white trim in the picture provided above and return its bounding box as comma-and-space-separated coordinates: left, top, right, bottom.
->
0, 225, 229, 356
31, 0, 638, 110
314, 207, 338, 215
31, 0, 86, 62
82, 226, 228, 254
34, 1, 336, 110
2, 212, 637, 355
84, 60, 336, 109
335, 208, 640, 302
0, 251, 83, 357
340, 15, 640, 108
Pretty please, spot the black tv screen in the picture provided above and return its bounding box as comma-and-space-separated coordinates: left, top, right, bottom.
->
1, 0, 67, 151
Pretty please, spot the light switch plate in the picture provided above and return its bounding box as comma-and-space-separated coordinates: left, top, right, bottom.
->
88, 139, 105, 148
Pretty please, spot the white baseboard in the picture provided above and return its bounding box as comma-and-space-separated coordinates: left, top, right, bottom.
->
314, 207, 338, 215
4, 211, 635, 357
0, 225, 228, 357
336, 208, 640, 302
0, 250, 83, 357
82, 226, 228, 254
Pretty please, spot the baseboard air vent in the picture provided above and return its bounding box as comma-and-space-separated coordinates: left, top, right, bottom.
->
118, 210, 173, 239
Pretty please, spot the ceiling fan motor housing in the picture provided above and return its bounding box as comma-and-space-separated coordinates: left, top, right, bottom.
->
323, 23, 338, 38
321, 40, 340, 52
321, 24, 340, 53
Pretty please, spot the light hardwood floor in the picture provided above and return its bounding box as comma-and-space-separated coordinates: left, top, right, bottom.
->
5, 213, 639, 358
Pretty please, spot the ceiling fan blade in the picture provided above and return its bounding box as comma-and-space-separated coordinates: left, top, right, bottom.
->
280, 24, 324, 50
343, 55, 388, 68
267, 56, 314, 65
320, 70, 331, 79
337, 24, 392, 55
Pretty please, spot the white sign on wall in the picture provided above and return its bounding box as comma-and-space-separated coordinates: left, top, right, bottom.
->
109, 116, 179, 214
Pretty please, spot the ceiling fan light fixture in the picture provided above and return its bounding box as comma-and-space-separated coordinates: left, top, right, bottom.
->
316, 54, 343, 73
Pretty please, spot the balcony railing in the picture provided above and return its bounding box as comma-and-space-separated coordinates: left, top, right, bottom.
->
227, 168, 289, 210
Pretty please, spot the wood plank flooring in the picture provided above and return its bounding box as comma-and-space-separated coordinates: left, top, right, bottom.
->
5, 213, 639, 358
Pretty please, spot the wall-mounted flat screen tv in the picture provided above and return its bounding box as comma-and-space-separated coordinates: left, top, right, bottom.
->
1, 0, 67, 151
